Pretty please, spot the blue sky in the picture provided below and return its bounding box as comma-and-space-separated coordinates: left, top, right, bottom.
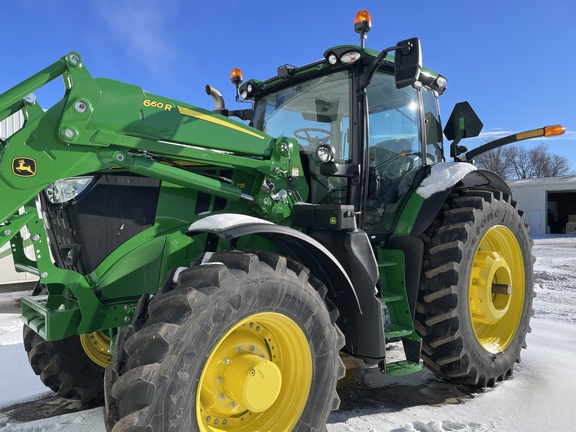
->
2, 0, 575, 171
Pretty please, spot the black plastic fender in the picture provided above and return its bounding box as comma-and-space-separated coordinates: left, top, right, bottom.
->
411, 168, 512, 237
187, 214, 361, 314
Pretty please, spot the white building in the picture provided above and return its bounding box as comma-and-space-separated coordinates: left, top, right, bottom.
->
0, 110, 24, 140
1, 112, 38, 289
508, 177, 576, 235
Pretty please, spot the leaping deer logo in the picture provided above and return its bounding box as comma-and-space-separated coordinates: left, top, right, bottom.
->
12, 157, 37, 177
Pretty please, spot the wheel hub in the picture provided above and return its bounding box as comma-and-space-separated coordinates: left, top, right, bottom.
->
223, 353, 282, 412
470, 250, 512, 325
197, 312, 312, 431
468, 225, 525, 354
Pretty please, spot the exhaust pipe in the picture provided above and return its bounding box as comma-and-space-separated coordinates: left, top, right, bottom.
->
205, 85, 226, 111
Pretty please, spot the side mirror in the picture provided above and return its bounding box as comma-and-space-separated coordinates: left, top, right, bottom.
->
443, 101, 483, 141
443, 101, 483, 159
394, 38, 422, 89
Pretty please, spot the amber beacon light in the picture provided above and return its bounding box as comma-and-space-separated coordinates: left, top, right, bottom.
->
230, 68, 243, 85
354, 10, 372, 48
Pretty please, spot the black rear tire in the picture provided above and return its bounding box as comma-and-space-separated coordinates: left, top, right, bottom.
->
104, 250, 345, 431
23, 325, 106, 405
416, 190, 534, 387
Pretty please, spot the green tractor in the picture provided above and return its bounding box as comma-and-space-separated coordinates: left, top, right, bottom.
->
0, 10, 564, 431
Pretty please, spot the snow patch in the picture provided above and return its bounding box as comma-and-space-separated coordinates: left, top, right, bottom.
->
417, 162, 477, 199
188, 213, 272, 232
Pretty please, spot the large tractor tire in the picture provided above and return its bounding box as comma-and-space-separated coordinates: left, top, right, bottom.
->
23, 325, 111, 405
416, 189, 533, 387
104, 249, 345, 432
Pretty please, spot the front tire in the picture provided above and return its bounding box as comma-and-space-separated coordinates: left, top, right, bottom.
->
23, 326, 110, 405
416, 190, 533, 387
104, 250, 345, 431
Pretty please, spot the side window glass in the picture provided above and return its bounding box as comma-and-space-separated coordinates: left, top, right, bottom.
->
422, 88, 443, 164
364, 72, 422, 233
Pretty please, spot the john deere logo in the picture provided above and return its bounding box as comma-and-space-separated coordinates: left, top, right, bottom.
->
12, 158, 37, 177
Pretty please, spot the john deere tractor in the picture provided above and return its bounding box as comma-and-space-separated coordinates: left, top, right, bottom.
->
0, 10, 564, 431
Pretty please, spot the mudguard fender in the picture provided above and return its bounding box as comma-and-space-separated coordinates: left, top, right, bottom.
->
187, 214, 361, 314
411, 165, 511, 237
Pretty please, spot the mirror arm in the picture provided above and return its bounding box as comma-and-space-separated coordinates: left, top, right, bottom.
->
359, 45, 397, 88
449, 130, 463, 159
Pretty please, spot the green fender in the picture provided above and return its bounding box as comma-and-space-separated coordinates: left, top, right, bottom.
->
186, 214, 362, 314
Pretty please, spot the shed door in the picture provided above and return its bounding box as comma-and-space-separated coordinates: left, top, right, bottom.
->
529, 210, 541, 235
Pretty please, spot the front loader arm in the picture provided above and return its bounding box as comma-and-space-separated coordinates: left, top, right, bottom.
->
1, 52, 309, 249
0, 52, 309, 341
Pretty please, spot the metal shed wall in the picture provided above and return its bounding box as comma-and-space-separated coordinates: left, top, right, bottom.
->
1, 111, 38, 288
509, 177, 576, 235
0, 111, 24, 139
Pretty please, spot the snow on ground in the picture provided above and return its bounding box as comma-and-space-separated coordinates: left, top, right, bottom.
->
0, 235, 574, 431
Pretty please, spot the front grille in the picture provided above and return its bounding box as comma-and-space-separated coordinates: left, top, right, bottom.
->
42, 173, 161, 275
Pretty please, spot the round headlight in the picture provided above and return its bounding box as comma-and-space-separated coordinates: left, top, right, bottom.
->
341, 51, 361, 64
327, 53, 338, 65
436, 76, 447, 88
316, 144, 336, 163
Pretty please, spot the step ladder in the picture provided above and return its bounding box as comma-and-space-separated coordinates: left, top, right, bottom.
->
378, 249, 422, 376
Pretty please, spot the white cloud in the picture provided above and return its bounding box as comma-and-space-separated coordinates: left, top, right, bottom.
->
556, 129, 576, 141
96, 0, 178, 74
478, 130, 516, 139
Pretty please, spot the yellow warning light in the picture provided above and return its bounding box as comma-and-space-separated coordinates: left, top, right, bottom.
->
230, 68, 243, 85
354, 10, 372, 35
544, 125, 566, 137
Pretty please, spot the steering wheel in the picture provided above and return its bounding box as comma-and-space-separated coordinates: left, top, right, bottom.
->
294, 128, 333, 146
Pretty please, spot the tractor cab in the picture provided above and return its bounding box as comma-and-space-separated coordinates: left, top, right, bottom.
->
234, 11, 447, 237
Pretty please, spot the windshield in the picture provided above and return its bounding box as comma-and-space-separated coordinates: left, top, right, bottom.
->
253, 71, 350, 204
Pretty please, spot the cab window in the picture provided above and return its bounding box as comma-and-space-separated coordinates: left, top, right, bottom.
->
364, 72, 422, 233
253, 71, 351, 204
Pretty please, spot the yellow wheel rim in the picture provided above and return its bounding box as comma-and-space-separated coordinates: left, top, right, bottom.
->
469, 225, 525, 354
196, 312, 312, 431
79, 331, 113, 368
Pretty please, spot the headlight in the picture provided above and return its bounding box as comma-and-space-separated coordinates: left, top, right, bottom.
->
316, 144, 336, 163
341, 51, 361, 64
45, 176, 94, 204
